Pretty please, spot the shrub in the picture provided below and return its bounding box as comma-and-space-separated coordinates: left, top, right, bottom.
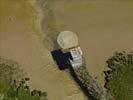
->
104, 51, 133, 100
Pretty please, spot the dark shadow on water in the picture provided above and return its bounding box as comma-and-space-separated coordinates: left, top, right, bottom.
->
51, 49, 96, 100
51, 49, 71, 70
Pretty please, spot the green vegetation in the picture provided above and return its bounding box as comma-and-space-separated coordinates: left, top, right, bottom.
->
0, 58, 47, 100
104, 51, 133, 100
0, 79, 47, 100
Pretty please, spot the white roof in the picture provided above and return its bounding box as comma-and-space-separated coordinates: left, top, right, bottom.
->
70, 46, 83, 58
69, 46, 83, 69
70, 57, 83, 69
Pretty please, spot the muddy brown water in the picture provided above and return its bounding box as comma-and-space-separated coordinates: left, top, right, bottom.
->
46, 0, 133, 86
0, 0, 133, 100
0, 0, 85, 100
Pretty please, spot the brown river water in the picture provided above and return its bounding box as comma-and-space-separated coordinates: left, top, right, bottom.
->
0, 0, 133, 100
46, 0, 133, 86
